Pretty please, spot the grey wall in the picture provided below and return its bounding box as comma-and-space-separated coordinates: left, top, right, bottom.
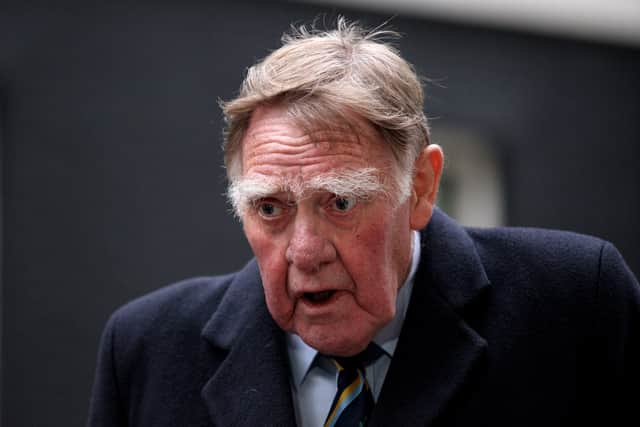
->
2, 0, 639, 425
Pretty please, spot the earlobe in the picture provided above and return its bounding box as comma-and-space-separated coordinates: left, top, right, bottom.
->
409, 144, 444, 230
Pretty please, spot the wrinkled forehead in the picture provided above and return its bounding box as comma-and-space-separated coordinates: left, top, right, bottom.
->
285, 106, 381, 146
240, 103, 396, 174
241, 125, 372, 163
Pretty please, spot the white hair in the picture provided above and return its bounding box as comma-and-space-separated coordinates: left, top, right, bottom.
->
228, 167, 407, 218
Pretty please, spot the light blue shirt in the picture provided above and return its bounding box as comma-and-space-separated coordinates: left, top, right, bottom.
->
286, 231, 421, 427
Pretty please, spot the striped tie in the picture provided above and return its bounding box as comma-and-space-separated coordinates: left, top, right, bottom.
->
323, 344, 383, 427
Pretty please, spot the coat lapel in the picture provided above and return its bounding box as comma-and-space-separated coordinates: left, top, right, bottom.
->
200, 260, 296, 427
370, 209, 490, 426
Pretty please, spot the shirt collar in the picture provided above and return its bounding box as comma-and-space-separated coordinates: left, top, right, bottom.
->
287, 230, 421, 387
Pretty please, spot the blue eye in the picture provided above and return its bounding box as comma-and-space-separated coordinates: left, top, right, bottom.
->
256, 202, 284, 218
332, 196, 357, 212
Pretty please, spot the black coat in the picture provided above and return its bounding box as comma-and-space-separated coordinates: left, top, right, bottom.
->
87, 209, 639, 426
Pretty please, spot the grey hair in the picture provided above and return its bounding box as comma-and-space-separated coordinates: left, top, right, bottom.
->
220, 16, 430, 199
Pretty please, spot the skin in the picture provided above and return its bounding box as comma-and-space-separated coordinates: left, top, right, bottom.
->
240, 104, 443, 356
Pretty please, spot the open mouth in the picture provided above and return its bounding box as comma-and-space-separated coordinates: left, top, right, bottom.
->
303, 290, 336, 304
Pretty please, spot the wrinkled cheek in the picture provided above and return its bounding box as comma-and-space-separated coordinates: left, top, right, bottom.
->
359, 270, 398, 320
261, 271, 296, 331
376, 297, 397, 326
265, 294, 296, 332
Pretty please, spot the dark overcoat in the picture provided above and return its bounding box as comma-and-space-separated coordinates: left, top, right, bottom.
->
88, 209, 639, 426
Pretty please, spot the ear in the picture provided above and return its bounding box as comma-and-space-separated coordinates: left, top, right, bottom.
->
409, 144, 444, 230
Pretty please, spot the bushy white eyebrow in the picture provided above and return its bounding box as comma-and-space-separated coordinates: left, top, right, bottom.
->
227, 167, 390, 218
309, 168, 388, 200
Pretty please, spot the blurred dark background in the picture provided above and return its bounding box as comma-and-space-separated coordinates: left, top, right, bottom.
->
1, 0, 639, 425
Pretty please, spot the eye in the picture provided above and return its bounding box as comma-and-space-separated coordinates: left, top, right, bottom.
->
255, 200, 285, 219
331, 195, 357, 212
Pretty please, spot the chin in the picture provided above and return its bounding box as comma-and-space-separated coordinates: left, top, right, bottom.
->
305, 332, 371, 357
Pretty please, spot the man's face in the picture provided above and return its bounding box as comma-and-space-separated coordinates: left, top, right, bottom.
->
238, 105, 422, 356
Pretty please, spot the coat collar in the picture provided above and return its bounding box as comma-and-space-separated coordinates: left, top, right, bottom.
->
200, 208, 490, 426
200, 260, 297, 427
369, 208, 490, 425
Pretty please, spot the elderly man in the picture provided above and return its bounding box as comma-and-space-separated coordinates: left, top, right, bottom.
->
88, 18, 639, 427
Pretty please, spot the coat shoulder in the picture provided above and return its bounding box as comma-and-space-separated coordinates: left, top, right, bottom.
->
103, 272, 238, 356
463, 225, 638, 311
116, 273, 234, 326
466, 226, 607, 279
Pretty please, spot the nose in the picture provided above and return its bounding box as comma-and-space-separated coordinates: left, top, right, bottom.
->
285, 214, 336, 273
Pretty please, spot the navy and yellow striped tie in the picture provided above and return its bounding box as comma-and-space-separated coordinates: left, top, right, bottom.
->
323, 344, 383, 427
